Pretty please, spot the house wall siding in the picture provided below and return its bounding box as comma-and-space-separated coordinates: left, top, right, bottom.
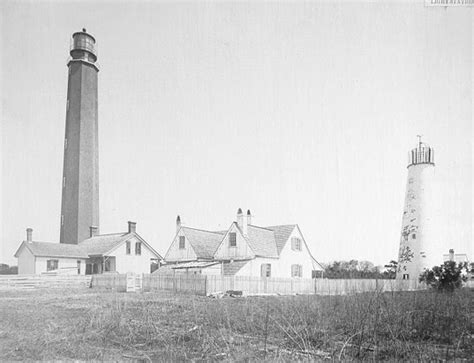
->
112, 236, 156, 274
17, 246, 36, 275
214, 224, 255, 260
234, 228, 316, 278
35, 257, 86, 275
272, 227, 316, 278
165, 230, 198, 262
236, 257, 276, 277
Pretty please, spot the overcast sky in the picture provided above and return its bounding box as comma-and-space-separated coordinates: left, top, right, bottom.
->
1, 1, 472, 266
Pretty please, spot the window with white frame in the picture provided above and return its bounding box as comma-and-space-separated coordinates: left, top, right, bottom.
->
135, 242, 142, 255
179, 236, 185, 249
229, 232, 237, 247
291, 237, 302, 251
291, 264, 303, 277
126, 241, 131, 255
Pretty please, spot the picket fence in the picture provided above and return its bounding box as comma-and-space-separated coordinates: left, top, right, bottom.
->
0, 274, 92, 290
90, 273, 428, 296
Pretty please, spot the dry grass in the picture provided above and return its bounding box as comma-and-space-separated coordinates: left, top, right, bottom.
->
0, 288, 472, 361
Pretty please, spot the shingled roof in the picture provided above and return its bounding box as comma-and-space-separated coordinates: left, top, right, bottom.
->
246, 225, 279, 257
15, 241, 88, 258
14, 231, 162, 259
264, 225, 297, 255
181, 227, 226, 259
79, 232, 129, 255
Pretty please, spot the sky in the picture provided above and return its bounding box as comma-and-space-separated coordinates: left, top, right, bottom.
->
1, 1, 472, 266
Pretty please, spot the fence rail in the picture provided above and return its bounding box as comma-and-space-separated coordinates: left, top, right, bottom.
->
7, 274, 469, 295
0, 274, 92, 290
90, 274, 429, 296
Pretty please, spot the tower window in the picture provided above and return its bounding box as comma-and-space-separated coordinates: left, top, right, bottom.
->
179, 236, 185, 249
64, 138, 68, 149
412, 234, 416, 239
61, 215, 64, 226
229, 232, 237, 247
63, 177, 66, 188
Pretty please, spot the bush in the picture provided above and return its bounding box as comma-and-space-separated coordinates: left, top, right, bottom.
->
419, 261, 468, 291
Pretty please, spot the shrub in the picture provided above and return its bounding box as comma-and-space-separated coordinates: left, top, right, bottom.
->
419, 261, 468, 291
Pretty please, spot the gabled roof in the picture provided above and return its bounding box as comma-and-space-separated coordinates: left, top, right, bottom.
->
246, 225, 278, 257
223, 260, 249, 275
14, 231, 163, 260
264, 225, 296, 254
14, 241, 88, 258
181, 227, 226, 259
79, 232, 129, 255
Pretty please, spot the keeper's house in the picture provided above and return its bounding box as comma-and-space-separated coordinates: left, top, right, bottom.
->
164, 209, 324, 278
14, 222, 162, 275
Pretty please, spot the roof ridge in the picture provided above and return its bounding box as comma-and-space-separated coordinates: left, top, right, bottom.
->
182, 226, 225, 235
27, 241, 78, 245
247, 224, 274, 231
90, 232, 127, 237
264, 224, 297, 229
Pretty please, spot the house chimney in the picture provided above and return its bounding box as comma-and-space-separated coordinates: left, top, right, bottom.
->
128, 221, 136, 234
247, 209, 252, 226
89, 226, 99, 237
449, 249, 454, 262
236, 208, 243, 228
176, 215, 181, 233
26, 228, 33, 242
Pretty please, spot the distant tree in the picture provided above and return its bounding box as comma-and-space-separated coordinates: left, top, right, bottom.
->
419, 261, 468, 291
383, 260, 398, 279
323, 260, 387, 279
0, 264, 18, 275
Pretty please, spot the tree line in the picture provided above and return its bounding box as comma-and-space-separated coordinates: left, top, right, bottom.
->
322, 260, 397, 279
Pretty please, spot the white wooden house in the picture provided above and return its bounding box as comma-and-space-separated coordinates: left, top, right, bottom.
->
15, 222, 162, 275
164, 209, 324, 278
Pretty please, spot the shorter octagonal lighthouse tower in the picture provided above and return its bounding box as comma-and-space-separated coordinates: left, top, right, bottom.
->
396, 137, 442, 280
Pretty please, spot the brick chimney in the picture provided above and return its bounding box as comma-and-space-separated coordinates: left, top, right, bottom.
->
176, 215, 181, 233
128, 221, 136, 234
449, 249, 454, 262
247, 209, 252, 226
89, 226, 99, 237
26, 228, 33, 242
236, 208, 243, 229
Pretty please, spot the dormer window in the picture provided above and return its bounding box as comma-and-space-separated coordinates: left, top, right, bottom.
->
179, 236, 185, 249
229, 232, 237, 247
291, 237, 302, 251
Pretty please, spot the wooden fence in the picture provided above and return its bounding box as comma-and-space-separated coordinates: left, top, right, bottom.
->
313, 278, 426, 295
0, 274, 92, 290
206, 275, 315, 295
90, 274, 428, 296
91, 272, 208, 295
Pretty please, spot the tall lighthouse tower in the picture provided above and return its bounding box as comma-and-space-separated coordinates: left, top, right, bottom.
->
396, 137, 441, 280
59, 29, 99, 244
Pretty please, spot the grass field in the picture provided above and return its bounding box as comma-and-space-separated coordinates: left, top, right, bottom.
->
0, 288, 472, 361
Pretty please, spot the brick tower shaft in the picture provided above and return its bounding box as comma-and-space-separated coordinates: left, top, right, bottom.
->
60, 29, 99, 244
